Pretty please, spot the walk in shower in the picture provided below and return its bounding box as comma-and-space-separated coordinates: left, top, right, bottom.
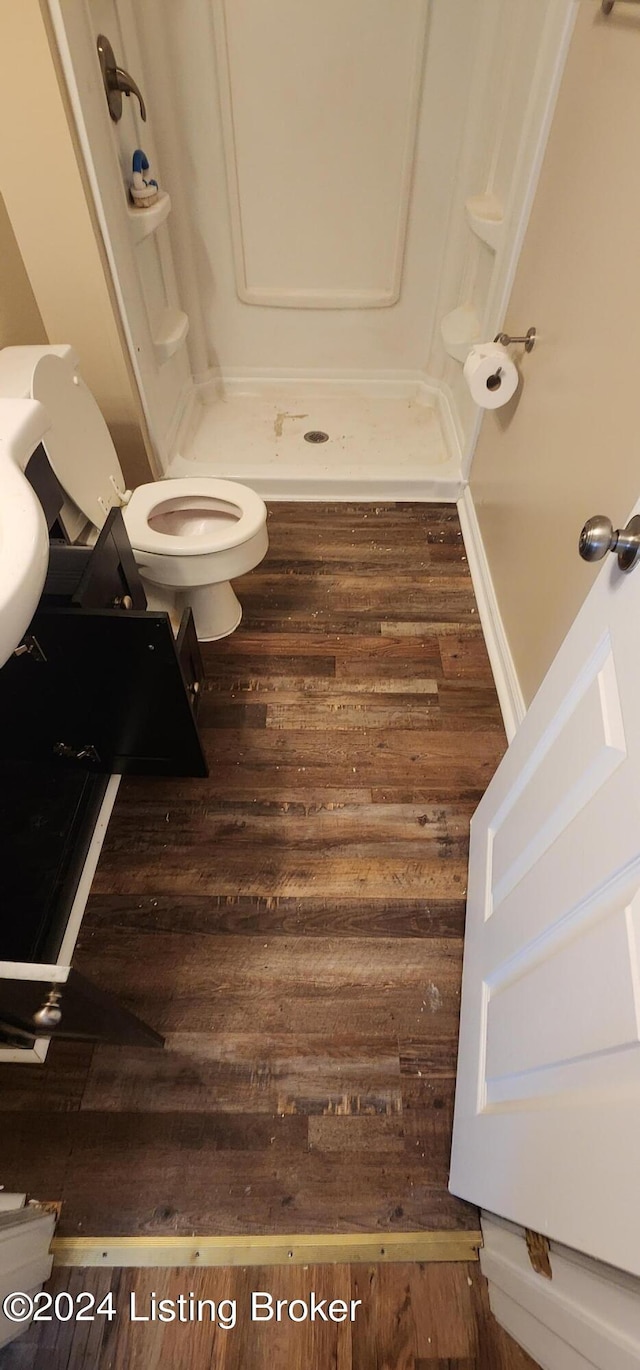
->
49, 0, 574, 497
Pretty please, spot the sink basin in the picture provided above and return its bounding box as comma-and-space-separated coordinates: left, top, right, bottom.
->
0, 399, 50, 669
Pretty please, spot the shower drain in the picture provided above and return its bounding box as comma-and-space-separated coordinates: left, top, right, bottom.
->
303, 430, 329, 443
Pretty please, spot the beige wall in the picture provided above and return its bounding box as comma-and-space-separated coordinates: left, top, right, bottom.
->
470, 0, 640, 705
0, 194, 47, 348
0, 0, 153, 488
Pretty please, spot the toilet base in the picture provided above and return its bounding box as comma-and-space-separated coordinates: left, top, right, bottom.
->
137, 576, 244, 641
182, 580, 243, 641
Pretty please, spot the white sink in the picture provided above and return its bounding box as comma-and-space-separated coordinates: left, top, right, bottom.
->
0, 399, 50, 669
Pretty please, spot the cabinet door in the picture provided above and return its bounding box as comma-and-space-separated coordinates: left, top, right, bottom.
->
0, 970, 163, 1048
71, 508, 147, 610
0, 608, 207, 776
39, 510, 146, 609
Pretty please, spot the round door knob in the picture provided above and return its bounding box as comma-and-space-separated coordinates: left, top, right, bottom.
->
579, 515, 615, 562
579, 513, 640, 571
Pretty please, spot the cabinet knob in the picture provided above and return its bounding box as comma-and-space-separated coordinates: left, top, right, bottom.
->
54, 742, 101, 764
33, 988, 62, 1030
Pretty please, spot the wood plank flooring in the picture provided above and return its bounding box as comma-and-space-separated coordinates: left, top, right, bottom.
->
0, 504, 506, 1238
0, 1262, 539, 1370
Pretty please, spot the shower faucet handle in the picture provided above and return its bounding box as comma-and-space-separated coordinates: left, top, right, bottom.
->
97, 34, 147, 123
113, 66, 147, 121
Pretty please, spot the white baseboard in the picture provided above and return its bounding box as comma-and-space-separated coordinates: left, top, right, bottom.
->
457, 485, 526, 740
481, 1215, 640, 1370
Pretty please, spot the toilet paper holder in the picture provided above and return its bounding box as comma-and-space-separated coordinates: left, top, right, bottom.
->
493, 327, 537, 353
600, 1, 640, 15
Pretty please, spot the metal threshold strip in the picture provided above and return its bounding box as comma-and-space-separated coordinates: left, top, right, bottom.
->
51, 1230, 483, 1268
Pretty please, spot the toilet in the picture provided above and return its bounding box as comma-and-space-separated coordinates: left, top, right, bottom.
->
0, 345, 269, 640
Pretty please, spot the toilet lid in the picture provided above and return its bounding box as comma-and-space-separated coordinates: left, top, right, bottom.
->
31, 353, 126, 529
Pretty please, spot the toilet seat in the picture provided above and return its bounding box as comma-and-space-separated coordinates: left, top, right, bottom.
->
0, 342, 269, 641
30, 351, 129, 529
122, 477, 267, 557
26, 351, 266, 559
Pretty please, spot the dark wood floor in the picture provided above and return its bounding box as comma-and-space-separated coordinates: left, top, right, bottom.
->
0, 504, 506, 1237
0, 1262, 539, 1370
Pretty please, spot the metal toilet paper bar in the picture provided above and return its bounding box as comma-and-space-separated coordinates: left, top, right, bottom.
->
493, 327, 536, 353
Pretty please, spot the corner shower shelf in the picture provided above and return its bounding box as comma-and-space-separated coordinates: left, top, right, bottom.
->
441, 304, 480, 364
152, 307, 189, 364
464, 193, 504, 252
127, 190, 172, 245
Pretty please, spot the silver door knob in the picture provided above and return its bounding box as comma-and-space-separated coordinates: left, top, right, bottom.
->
579, 514, 640, 571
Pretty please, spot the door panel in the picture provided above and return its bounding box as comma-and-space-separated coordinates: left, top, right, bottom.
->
489, 643, 625, 918
451, 509, 640, 1277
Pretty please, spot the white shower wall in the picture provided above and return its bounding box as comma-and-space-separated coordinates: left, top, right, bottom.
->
135, 0, 479, 381
49, 0, 573, 495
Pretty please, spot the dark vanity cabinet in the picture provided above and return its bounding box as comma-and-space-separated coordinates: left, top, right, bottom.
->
0, 498, 208, 1052
3, 507, 207, 778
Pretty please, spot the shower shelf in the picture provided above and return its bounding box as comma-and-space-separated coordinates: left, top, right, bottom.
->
465, 193, 504, 252
441, 304, 480, 364
127, 190, 172, 245
152, 307, 189, 364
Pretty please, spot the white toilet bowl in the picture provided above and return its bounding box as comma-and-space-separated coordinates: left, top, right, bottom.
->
0, 345, 269, 641
123, 478, 269, 638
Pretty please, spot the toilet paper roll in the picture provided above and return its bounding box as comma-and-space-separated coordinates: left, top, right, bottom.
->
463, 341, 519, 410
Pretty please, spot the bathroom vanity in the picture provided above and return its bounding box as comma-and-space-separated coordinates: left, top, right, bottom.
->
0, 467, 208, 1058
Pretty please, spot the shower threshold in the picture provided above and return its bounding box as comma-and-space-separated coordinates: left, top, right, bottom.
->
169, 375, 462, 500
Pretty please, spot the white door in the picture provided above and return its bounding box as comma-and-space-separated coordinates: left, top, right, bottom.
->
451, 503, 640, 1277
